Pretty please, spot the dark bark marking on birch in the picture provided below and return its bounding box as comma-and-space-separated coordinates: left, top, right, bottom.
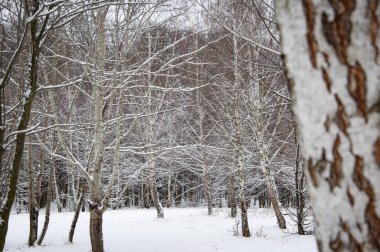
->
353, 155, 380, 249
341, 221, 364, 252
330, 231, 343, 251
368, 0, 379, 62
335, 94, 350, 135
347, 188, 355, 206
374, 137, 380, 166
322, 67, 332, 93
308, 158, 319, 187
348, 62, 368, 122
329, 134, 343, 189
303, 0, 319, 68
308, 149, 328, 187
323, 0, 356, 64
322, 52, 331, 67
324, 115, 331, 132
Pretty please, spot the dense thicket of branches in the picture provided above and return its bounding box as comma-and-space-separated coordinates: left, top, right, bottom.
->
0, 0, 311, 251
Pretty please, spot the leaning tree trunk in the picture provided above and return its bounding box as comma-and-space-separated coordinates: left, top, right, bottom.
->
248, 43, 287, 229
68, 181, 86, 243
275, 1, 380, 251
0, 3, 41, 248
37, 158, 54, 245
261, 163, 286, 229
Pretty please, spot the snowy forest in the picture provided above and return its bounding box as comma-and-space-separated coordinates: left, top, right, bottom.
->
0, 0, 379, 252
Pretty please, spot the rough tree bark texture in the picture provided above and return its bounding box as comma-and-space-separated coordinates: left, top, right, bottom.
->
275, 1, 380, 251
89, 208, 103, 252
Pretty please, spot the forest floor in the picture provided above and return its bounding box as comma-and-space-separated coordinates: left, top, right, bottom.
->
5, 207, 317, 252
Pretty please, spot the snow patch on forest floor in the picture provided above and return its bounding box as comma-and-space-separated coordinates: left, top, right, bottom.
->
5, 208, 317, 252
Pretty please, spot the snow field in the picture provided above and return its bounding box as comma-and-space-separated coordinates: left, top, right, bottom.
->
5, 208, 317, 252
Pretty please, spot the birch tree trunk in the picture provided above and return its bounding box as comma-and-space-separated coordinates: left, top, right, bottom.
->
202, 155, 213, 216
275, 1, 380, 251
194, 34, 213, 216
88, 6, 109, 252
148, 156, 164, 218
53, 161, 62, 213
146, 31, 164, 219
68, 182, 86, 243
167, 175, 172, 208
247, 45, 287, 229
27, 138, 38, 246
37, 157, 54, 245
232, 31, 250, 238
227, 173, 237, 218
198, 92, 212, 216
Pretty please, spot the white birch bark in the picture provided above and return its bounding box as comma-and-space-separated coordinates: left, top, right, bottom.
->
275, 1, 380, 251
248, 46, 287, 229
232, 29, 251, 238
146, 31, 164, 219
195, 34, 213, 216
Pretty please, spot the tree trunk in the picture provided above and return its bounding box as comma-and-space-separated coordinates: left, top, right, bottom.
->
276, 1, 380, 251
148, 168, 164, 218
203, 166, 213, 216
262, 163, 286, 229
36, 147, 45, 207
227, 173, 237, 218
167, 175, 172, 208
89, 209, 104, 252
68, 182, 86, 243
232, 24, 250, 237
28, 140, 38, 246
240, 197, 250, 237
145, 31, 164, 219
139, 176, 144, 208
37, 159, 54, 245
36, 118, 47, 207
0, 2, 41, 249
295, 142, 305, 235
52, 160, 62, 212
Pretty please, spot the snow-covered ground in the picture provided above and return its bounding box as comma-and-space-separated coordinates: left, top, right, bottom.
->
5, 208, 317, 252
